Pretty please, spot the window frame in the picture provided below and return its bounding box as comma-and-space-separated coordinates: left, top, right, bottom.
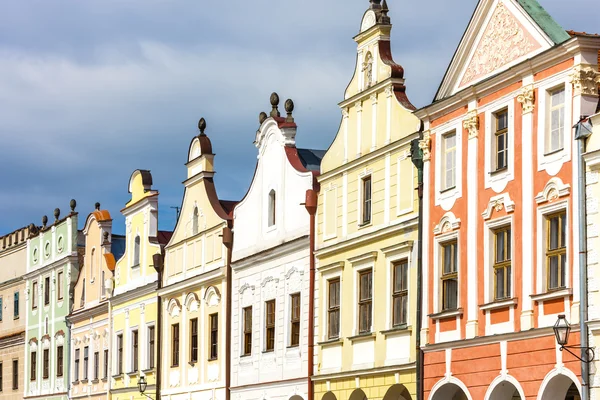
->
268, 190, 276, 227
57, 271, 64, 301
242, 306, 252, 356
147, 325, 155, 370
441, 131, 457, 191
11, 360, 16, 391
171, 323, 180, 367
327, 278, 341, 339
32, 282, 38, 310
116, 334, 123, 375
103, 349, 109, 379
264, 300, 276, 352
545, 86, 566, 155
493, 226, 512, 300
493, 108, 509, 172
361, 175, 372, 225
82, 346, 88, 381
13, 291, 18, 319
289, 293, 301, 347
441, 240, 458, 311
392, 260, 409, 327
131, 330, 138, 373
93, 351, 99, 380
358, 269, 373, 334
73, 349, 79, 381
133, 235, 141, 268
57, 345, 63, 377
209, 313, 218, 360
190, 318, 198, 364
44, 276, 50, 306
546, 211, 567, 291
31, 351, 37, 382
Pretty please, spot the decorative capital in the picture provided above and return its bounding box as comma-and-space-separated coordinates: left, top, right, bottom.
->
341, 108, 349, 119
517, 84, 535, 114
355, 101, 363, 112
419, 131, 431, 162
462, 110, 479, 139
384, 86, 393, 97
570, 64, 600, 96
370, 93, 378, 104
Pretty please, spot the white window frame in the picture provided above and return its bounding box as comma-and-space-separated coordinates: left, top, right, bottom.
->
129, 327, 138, 373
434, 121, 463, 210
350, 255, 376, 336
382, 243, 413, 329
357, 170, 373, 227
265, 185, 278, 233
483, 215, 514, 305
319, 263, 344, 342
484, 101, 515, 192
146, 323, 155, 370
433, 230, 460, 315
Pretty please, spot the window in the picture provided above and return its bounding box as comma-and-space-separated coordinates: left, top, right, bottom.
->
268, 190, 276, 227
242, 307, 252, 356
361, 176, 372, 224
0, 297, 3, 321
328, 279, 341, 339
116, 334, 123, 375
101, 270, 105, 299
94, 352, 99, 380
103, 349, 109, 378
32, 282, 38, 310
13, 292, 18, 319
494, 109, 508, 171
0, 362, 2, 392
494, 227, 512, 300
190, 318, 198, 363
57, 346, 63, 377
546, 87, 565, 154
393, 260, 409, 327
171, 324, 180, 367
290, 293, 301, 347
43, 349, 49, 379
90, 248, 95, 279
57, 271, 64, 300
193, 207, 199, 235
441, 241, 458, 310
358, 270, 373, 333
133, 236, 141, 267
148, 326, 155, 369
442, 131, 457, 190
131, 330, 138, 372
265, 300, 275, 351
11, 360, 16, 390
30, 351, 36, 381
83, 346, 88, 380
44, 276, 50, 305
547, 212, 567, 291
210, 313, 218, 360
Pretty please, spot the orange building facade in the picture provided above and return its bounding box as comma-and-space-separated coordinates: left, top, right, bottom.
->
415, 1, 600, 399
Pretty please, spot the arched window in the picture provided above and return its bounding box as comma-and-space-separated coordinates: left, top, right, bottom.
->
90, 248, 95, 280
133, 236, 140, 267
268, 190, 276, 227
192, 207, 199, 235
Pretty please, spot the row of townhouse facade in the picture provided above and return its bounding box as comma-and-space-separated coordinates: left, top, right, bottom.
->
0, 0, 599, 400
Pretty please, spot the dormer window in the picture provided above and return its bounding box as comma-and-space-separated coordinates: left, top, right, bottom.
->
133, 236, 140, 267
268, 190, 276, 227
192, 207, 199, 236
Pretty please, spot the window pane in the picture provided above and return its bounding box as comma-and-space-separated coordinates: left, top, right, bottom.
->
549, 256, 559, 289
507, 266, 512, 298
495, 268, 505, 299
549, 216, 559, 250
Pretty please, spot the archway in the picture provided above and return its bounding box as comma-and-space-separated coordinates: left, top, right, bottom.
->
487, 380, 522, 400
383, 384, 412, 400
290, 396, 304, 400
431, 383, 469, 400
322, 392, 337, 400
538, 373, 581, 400
349, 389, 368, 400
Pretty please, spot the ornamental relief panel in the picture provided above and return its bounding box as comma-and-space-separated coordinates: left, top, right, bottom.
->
459, 2, 541, 88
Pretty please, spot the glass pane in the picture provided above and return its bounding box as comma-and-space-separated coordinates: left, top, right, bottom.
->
560, 213, 566, 247
444, 279, 458, 310
507, 229, 511, 260
496, 232, 505, 263
549, 256, 559, 289
401, 262, 408, 291
393, 296, 401, 325
560, 254, 566, 288
507, 266, 512, 298
495, 268, 505, 299
443, 244, 452, 274
549, 216, 559, 250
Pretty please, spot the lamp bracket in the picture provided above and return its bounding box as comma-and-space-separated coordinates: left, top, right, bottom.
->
560, 345, 595, 363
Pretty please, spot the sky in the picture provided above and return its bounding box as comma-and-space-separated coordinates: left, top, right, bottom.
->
0, 0, 598, 235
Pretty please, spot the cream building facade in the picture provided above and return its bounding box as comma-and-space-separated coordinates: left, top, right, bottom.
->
313, 1, 422, 400
159, 119, 234, 400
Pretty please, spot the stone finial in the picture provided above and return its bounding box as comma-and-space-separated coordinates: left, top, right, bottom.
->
370, 0, 382, 8
284, 99, 294, 123
42, 215, 48, 228
95, 202, 101, 210
70, 199, 77, 212
54, 208, 61, 221
198, 118, 207, 136
270, 92, 280, 118
103, 231, 109, 243
259, 112, 268, 125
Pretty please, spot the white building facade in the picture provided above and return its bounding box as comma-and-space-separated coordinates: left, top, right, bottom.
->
230, 95, 323, 400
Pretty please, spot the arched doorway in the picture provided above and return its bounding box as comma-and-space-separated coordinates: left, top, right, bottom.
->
383, 384, 412, 400
290, 396, 304, 400
322, 392, 337, 400
431, 383, 469, 400
349, 389, 368, 400
538, 373, 581, 400
487, 380, 523, 400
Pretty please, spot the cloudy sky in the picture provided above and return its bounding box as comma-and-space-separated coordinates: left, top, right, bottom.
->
0, 0, 597, 234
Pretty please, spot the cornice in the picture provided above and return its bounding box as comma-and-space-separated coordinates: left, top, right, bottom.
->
159, 266, 224, 297
232, 235, 309, 270
110, 282, 158, 306
312, 362, 416, 381
25, 254, 78, 278
68, 302, 109, 324
121, 194, 158, 216
338, 78, 405, 109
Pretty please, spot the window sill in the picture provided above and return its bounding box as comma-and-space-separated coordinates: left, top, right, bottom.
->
72, 380, 79, 385
480, 298, 518, 311
489, 167, 508, 176
91, 379, 99, 384
126, 371, 138, 377
287, 344, 300, 349
531, 288, 572, 302
141, 368, 155, 374
358, 221, 372, 229
13, 316, 19, 320
80, 379, 88, 384
111, 374, 123, 380
544, 148, 565, 157
348, 332, 376, 342
440, 186, 456, 194
262, 350, 275, 354
381, 325, 412, 336
429, 308, 463, 321
240, 353, 252, 358
101, 378, 108, 382
207, 357, 218, 362
317, 338, 343, 347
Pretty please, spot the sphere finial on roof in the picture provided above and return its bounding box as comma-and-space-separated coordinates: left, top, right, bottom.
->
70, 199, 77, 212
42, 215, 48, 228
54, 208, 60, 221
270, 92, 280, 118
95, 202, 101, 210
198, 118, 207, 136
285, 99, 295, 123
259, 112, 268, 125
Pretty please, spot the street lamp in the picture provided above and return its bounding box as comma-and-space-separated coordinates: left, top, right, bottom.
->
553, 314, 594, 363
138, 375, 148, 394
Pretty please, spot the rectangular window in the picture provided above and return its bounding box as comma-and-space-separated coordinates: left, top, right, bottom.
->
101, 271, 105, 298
494, 109, 508, 171
57, 345, 63, 377
131, 330, 138, 372
190, 318, 198, 363
210, 313, 218, 360
494, 227, 512, 300
547, 212, 567, 291
57, 271, 64, 300
116, 334, 123, 375
94, 352, 99, 380
11, 360, 16, 390
0, 362, 3, 392
74, 349, 79, 381
547, 87, 565, 154
358, 270, 373, 333
362, 176, 372, 224
242, 307, 252, 356
265, 300, 276, 351
148, 326, 155, 369
328, 279, 341, 339
0, 297, 3, 321
44, 276, 50, 305
290, 293, 301, 347
83, 346, 88, 380
32, 282, 38, 310
171, 324, 180, 367
43, 349, 49, 379
103, 349, 109, 379
13, 292, 18, 319
442, 131, 457, 190
441, 241, 458, 310
393, 260, 409, 327
30, 351, 37, 381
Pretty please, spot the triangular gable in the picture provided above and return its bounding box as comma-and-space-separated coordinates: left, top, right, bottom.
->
435, 0, 571, 101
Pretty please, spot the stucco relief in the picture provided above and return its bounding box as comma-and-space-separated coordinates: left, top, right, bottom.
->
239, 283, 255, 307
168, 298, 182, 318
169, 370, 181, 387
459, 2, 540, 87
360, 10, 376, 32
261, 276, 279, 300
419, 131, 431, 162
534, 177, 571, 204
208, 363, 220, 381
462, 110, 479, 139
517, 84, 535, 114
285, 267, 304, 293
185, 292, 201, 312
188, 366, 199, 384
204, 286, 221, 307
570, 64, 600, 96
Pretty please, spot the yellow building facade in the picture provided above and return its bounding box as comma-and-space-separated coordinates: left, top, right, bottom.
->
313, 2, 421, 400
110, 170, 170, 400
